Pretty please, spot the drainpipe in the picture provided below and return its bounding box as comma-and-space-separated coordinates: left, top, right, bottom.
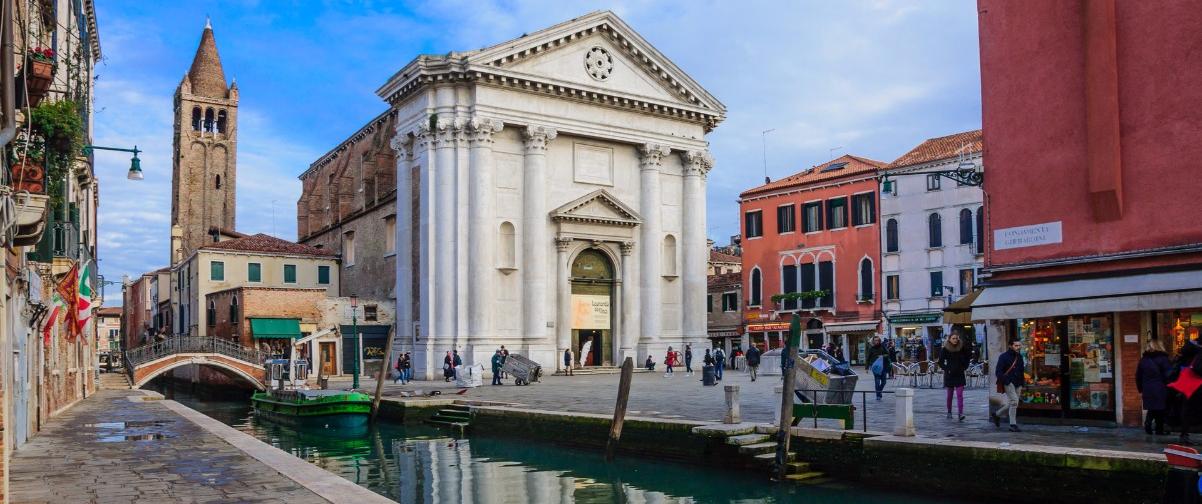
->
0, 0, 17, 149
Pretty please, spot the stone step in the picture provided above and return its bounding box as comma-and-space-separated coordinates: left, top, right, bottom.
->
738, 442, 779, 455
785, 471, 828, 483
435, 410, 471, 420
725, 433, 771, 446
751, 452, 795, 464
786, 461, 812, 474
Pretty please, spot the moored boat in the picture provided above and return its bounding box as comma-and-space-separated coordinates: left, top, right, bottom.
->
251, 389, 373, 428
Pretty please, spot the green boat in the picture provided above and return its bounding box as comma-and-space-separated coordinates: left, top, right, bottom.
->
252, 389, 373, 428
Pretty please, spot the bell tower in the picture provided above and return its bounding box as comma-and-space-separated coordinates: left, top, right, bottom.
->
171, 18, 238, 261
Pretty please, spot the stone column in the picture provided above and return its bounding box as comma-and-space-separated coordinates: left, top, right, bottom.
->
619, 241, 638, 363
389, 131, 413, 354
522, 126, 557, 345
466, 117, 503, 343
433, 119, 461, 341
680, 150, 712, 348
639, 144, 669, 351
555, 237, 573, 371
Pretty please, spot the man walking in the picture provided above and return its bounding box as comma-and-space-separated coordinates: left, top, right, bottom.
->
491, 350, 505, 386
684, 344, 694, 376
714, 347, 726, 381
563, 347, 574, 376
746, 343, 762, 382
993, 339, 1026, 432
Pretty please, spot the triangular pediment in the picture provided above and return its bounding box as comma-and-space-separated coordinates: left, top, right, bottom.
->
465, 11, 724, 114
551, 189, 642, 227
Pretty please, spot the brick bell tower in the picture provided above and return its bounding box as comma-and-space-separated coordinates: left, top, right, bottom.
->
171, 18, 238, 261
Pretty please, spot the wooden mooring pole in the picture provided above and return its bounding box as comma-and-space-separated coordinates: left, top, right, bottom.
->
370, 326, 397, 423
774, 314, 801, 481
605, 356, 635, 462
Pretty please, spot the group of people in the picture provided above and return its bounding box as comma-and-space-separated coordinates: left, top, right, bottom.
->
392, 352, 413, 384
1135, 338, 1202, 445
490, 346, 511, 385
644, 343, 765, 383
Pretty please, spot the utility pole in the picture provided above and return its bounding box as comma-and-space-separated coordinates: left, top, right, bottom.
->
761, 129, 775, 184
350, 295, 360, 389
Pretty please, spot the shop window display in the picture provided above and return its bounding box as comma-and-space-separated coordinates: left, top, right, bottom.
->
1016, 314, 1115, 420
1156, 310, 1202, 357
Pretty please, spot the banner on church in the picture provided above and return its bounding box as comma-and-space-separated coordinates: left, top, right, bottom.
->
571, 294, 611, 330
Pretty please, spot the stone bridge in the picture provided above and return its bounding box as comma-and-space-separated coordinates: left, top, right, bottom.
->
125, 336, 267, 390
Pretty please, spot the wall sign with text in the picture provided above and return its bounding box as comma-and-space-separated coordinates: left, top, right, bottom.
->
993, 221, 1063, 251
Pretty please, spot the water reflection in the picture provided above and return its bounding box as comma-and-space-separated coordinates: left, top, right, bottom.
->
153, 380, 943, 503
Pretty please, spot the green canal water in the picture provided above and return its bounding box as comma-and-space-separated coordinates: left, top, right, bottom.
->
153, 381, 957, 503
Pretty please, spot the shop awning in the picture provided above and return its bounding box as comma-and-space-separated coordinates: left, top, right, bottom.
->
943, 289, 983, 324
823, 320, 880, 333
972, 270, 1202, 320
249, 318, 302, 339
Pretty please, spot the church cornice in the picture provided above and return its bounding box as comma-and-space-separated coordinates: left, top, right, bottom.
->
300, 109, 399, 180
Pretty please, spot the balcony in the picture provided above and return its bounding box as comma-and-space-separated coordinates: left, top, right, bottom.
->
28, 220, 80, 263
11, 192, 50, 247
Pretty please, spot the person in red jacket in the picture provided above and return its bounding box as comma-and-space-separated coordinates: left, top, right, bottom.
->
664, 347, 677, 378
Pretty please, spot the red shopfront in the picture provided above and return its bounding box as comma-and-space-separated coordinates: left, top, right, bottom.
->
746, 322, 791, 349
1012, 314, 1116, 421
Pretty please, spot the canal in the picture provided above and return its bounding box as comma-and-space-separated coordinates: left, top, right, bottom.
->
150, 379, 955, 503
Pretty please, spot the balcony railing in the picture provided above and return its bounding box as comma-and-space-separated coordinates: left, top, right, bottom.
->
27, 220, 80, 262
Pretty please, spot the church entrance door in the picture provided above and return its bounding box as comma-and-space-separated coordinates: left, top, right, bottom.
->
570, 249, 615, 367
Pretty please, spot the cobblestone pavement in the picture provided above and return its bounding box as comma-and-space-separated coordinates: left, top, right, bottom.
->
341, 366, 1167, 455
9, 390, 329, 504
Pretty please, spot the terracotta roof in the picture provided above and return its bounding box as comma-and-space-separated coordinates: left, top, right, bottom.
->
708, 272, 742, 288
96, 307, 122, 317
740, 154, 886, 198
709, 249, 741, 263
187, 22, 228, 98
888, 129, 982, 169
200, 233, 335, 257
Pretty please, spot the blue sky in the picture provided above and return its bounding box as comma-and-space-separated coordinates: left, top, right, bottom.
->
91, 0, 981, 304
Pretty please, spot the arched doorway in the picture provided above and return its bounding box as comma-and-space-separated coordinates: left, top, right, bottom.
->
571, 249, 615, 366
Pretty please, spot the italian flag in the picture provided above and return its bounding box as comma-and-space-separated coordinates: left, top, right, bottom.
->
74, 262, 93, 338
42, 292, 64, 345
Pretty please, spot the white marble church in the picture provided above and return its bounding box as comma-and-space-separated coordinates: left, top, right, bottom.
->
382, 11, 725, 378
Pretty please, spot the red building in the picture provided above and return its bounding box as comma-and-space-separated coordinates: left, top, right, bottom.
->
975, 0, 1202, 425
739, 155, 884, 365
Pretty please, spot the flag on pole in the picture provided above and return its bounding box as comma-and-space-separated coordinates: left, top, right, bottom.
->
54, 264, 79, 341
75, 262, 93, 339
42, 292, 64, 345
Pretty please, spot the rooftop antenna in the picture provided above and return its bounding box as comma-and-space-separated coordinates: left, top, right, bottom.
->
761, 129, 775, 184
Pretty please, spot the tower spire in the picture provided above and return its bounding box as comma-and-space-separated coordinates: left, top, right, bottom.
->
186, 18, 227, 98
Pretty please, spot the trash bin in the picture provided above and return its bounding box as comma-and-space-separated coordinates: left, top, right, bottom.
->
702, 365, 717, 386
794, 349, 858, 404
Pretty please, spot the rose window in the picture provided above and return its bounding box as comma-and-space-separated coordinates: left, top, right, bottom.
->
584, 46, 614, 81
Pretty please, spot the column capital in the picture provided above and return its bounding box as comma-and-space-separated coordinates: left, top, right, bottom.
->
413, 122, 437, 151
639, 143, 671, 170
620, 241, 635, 256
434, 117, 465, 148
466, 116, 504, 147
522, 125, 558, 152
390, 132, 415, 160
679, 150, 714, 179
555, 237, 574, 252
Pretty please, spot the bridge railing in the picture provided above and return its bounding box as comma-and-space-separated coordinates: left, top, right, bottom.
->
124, 336, 267, 369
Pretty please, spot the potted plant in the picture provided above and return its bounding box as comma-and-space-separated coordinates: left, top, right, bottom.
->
7, 135, 46, 194
27, 99, 84, 206
24, 48, 55, 106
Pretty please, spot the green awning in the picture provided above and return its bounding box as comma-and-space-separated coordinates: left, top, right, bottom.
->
250, 318, 301, 339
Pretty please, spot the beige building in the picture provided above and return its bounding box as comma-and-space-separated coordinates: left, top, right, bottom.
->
95, 308, 122, 354
170, 233, 339, 338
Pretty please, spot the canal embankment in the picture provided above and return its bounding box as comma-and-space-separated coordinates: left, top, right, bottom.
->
377, 395, 1168, 504
8, 389, 389, 504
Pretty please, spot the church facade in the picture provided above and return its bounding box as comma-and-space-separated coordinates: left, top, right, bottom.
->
379, 11, 725, 377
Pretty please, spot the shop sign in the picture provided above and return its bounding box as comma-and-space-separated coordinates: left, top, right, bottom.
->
744, 310, 768, 321
747, 322, 790, 332
993, 221, 1062, 251
571, 294, 611, 329
887, 313, 941, 324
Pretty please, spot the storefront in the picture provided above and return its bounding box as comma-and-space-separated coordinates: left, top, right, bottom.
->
823, 320, 880, 366
1010, 315, 1116, 421
708, 329, 743, 355
886, 313, 941, 362
746, 322, 791, 350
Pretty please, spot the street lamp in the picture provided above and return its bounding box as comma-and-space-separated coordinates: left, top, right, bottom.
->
350, 295, 359, 390
83, 145, 143, 180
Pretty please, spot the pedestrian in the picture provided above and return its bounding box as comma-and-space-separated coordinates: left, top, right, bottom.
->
866, 336, 888, 400
1170, 340, 1202, 445
491, 350, 504, 385
393, 354, 405, 384
500, 345, 510, 379
714, 347, 726, 381
992, 339, 1026, 432
1136, 339, 1171, 436
684, 344, 694, 375
834, 343, 845, 363
402, 352, 412, 384
452, 350, 463, 381
563, 347, 574, 376
443, 351, 454, 382
886, 339, 899, 378
644, 355, 656, 371
703, 348, 715, 370
938, 331, 972, 421
746, 343, 762, 382
664, 346, 676, 377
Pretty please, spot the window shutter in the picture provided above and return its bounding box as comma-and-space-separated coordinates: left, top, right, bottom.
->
818, 261, 834, 308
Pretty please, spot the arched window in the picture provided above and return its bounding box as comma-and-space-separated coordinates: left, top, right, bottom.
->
206, 300, 216, 327
229, 296, 239, 321
204, 108, 215, 132
191, 107, 202, 131
749, 268, 762, 307
498, 222, 516, 269
662, 235, 678, 277
975, 207, 985, 254
928, 213, 943, 248
216, 109, 228, 134
885, 218, 899, 253
215, 175, 222, 189
959, 208, 973, 245
859, 258, 874, 301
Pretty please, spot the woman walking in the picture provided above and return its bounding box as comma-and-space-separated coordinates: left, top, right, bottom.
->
1136, 339, 1171, 435
443, 351, 454, 382
938, 332, 972, 421
664, 347, 677, 377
